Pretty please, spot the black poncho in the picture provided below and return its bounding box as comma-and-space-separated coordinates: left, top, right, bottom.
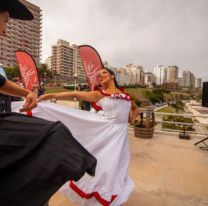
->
0, 113, 97, 206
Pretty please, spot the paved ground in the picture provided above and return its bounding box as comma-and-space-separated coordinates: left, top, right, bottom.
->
49, 128, 208, 206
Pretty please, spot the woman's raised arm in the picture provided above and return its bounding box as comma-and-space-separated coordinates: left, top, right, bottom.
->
38, 90, 103, 103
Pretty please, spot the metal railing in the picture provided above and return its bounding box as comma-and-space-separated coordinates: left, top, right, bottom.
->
154, 112, 208, 136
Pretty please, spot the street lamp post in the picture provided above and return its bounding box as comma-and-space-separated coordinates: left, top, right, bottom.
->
44, 72, 47, 84
54, 75, 57, 86
73, 73, 78, 91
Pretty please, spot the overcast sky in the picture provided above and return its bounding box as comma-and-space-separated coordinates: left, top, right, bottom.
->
29, 0, 208, 80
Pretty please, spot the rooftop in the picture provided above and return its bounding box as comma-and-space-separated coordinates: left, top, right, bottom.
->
49, 129, 208, 206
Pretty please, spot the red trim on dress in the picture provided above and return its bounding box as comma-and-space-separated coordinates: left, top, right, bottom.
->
26, 110, 33, 116
70, 181, 117, 206
92, 89, 132, 111
91, 102, 103, 111
99, 89, 132, 101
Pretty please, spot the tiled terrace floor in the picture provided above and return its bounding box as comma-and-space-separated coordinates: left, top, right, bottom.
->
49, 129, 208, 206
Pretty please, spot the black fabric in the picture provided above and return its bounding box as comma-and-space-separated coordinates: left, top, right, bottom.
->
0, 0, 33, 20
0, 113, 97, 206
0, 74, 6, 87
0, 94, 11, 113
202, 82, 208, 107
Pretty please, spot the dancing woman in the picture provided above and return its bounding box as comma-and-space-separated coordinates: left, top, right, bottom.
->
38, 68, 139, 206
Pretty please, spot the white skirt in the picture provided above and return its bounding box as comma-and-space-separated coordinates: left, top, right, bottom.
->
12, 102, 135, 206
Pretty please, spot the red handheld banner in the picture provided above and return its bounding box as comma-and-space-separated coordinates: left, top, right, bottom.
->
79, 45, 103, 90
15, 51, 39, 91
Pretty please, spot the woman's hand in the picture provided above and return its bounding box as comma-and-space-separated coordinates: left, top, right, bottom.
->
130, 115, 139, 124
129, 100, 139, 124
19, 92, 37, 112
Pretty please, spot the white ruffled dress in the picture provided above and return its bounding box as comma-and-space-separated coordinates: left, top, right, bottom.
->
12, 91, 135, 206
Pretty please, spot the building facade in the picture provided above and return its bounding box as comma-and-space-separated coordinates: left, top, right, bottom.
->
51, 39, 85, 82
182, 70, 195, 88
115, 67, 128, 85
195, 78, 202, 89
45, 56, 52, 71
0, 0, 42, 67
167, 66, 179, 83
143, 72, 156, 87
126, 64, 143, 85
178, 77, 183, 87
153, 65, 167, 85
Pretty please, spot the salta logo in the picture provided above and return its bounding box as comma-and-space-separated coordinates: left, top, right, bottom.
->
83, 60, 100, 90
19, 63, 37, 89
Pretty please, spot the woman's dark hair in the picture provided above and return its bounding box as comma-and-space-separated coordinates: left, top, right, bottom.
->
0, 9, 6, 13
104, 67, 119, 88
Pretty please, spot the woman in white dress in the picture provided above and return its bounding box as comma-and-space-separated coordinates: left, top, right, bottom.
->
38, 68, 139, 206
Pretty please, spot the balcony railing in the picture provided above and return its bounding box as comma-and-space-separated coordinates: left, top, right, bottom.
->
154, 112, 208, 136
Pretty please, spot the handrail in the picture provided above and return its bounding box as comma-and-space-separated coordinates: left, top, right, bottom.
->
154, 128, 208, 137
156, 120, 207, 126
155, 112, 208, 118
150, 112, 208, 135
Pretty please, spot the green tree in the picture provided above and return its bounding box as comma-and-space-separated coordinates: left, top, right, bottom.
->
37, 63, 53, 81
4, 65, 20, 80
145, 89, 167, 104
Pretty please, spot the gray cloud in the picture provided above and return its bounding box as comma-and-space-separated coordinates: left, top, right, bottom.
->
30, 0, 208, 80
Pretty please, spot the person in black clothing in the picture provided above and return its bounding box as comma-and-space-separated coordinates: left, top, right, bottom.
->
0, 93, 11, 112
0, 69, 36, 111
39, 85, 45, 96
0, 1, 97, 206
77, 84, 91, 111
0, 4, 36, 110
0, 68, 12, 113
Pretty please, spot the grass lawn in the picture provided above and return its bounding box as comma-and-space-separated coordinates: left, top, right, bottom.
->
162, 123, 195, 131
155, 106, 176, 113
125, 87, 152, 101
162, 114, 194, 131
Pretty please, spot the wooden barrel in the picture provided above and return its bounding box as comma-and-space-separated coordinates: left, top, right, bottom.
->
134, 127, 154, 139
134, 106, 155, 139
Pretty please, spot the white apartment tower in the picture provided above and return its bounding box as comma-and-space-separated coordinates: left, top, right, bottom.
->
51, 40, 85, 81
182, 71, 195, 88
115, 67, 128, 85
143, 72, 156, 87
126, 64, 143, 85
0, 0, 42, 67
167, 66, 179, 83
153, 65, 167, 85
45, 56, 52, 71
195, 78, 202, 89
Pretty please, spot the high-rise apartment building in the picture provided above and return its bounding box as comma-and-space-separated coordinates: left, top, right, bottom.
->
154, 65, 167, 85
195, 78, 202, 89
178, 77, 183, 87
126, 64, 143, 85
143, 72, 156, 87
191, 73, 195, 88
0, 0, 42, 67
45, 56, 52, 71
167, 66, 179, 83
182, 71, 195, 88
51, 39, 85, 81
114, 67, 128, 85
